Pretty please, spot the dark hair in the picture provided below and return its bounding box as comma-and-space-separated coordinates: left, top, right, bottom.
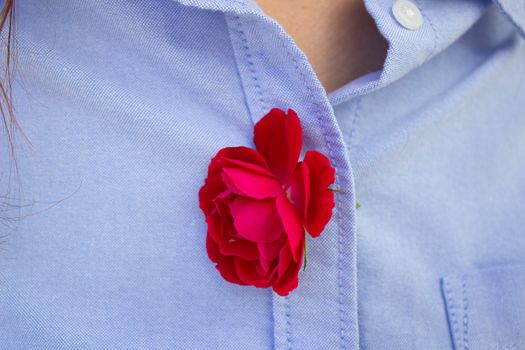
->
1, 0, 23, 235
1, 0, 21, 167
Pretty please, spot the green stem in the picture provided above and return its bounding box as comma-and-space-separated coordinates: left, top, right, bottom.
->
302, 236, 307, 271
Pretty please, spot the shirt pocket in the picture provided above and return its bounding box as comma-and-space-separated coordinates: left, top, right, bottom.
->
441, 265, 525, 350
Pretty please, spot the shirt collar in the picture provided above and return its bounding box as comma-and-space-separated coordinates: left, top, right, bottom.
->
494, 0, 525, 38
332, 0, 525, 104
170, 0, 525, 105
170, 0, 261, 15
364, 0, 491, 86
169, 0, 524, 36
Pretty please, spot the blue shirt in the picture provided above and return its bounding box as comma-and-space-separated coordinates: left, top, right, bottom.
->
0, 0, 524, 349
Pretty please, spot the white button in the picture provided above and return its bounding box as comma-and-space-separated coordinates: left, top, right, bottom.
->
392, 0, 423, 30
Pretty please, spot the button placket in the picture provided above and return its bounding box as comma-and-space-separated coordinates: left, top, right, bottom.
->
224, 6, 359, 350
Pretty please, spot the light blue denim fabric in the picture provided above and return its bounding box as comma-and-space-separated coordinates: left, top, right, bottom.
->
0, 0, 524, 349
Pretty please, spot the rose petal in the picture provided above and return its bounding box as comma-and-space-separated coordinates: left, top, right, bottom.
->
257, 258, 275, 275
219, 237, 259, 261
288, 162, 311, 217
220, 157, 275, 178
258, 235, 286, 262
273, 267, 299, 296
213, 190, 233, 217
233, 257, 257, 285
208, 146, 271, 177
233, 257, 275, 288
276, 194, 305, 262
272, 240, 304, 296
206, 234, 221, 262
277, 242, 294, 277
254, 262, 278, 284
231, 197, 283, 243
221, 167, 283, 199
254, 108, 302, 184
198, 175, 227, 215
215, 256, 247, 286
205, 213, 225, 244
303, 150, 336, 237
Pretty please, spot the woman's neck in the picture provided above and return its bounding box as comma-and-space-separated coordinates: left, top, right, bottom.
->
256, 0, 388, 93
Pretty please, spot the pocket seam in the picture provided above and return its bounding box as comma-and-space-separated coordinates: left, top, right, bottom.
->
442, 274, 470, 350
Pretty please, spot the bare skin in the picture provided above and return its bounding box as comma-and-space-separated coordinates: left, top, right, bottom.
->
256, 0, 388, 93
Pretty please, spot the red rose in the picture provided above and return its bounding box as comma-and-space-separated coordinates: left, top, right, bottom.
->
198, 108, 335, 296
